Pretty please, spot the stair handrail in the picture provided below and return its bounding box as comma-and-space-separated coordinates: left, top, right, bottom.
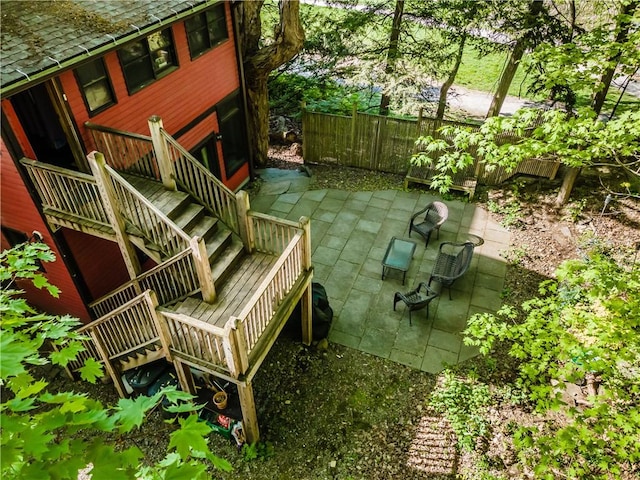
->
159, 129, 240, 235
105, 165, 192, 257
85, 122, 159, 181
19, 158, 111, 228
88, 248, 200, 318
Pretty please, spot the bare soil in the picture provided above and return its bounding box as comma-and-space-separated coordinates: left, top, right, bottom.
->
47, 146, 639, 479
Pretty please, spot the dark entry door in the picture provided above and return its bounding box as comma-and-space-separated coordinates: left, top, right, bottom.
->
11, 83, 76, 169
216, 91, 249, 178
190, 134, 221, 180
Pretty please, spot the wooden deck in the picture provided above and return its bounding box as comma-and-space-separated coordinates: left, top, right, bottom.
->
171, 253, 278, 328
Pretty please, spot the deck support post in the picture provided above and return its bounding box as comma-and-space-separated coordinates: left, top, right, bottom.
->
173, 360, 197, 396
238, 381, 259, 444
89, 329, 128, 398
87, 151, 141, 282
148, 116, 177, 191
147, 291, 173, 362
223, 318, 249, 377
190, 236, 216, 303
236, 190, 252, 252
301, 282, 313, 346
299, 216, 313, 345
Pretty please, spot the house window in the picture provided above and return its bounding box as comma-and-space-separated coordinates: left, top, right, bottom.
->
75, 58, 116, 115
185, 4, 228, 59
119, 28, 177, 93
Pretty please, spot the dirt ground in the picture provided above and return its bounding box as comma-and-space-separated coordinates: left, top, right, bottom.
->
46, 146, 639, 479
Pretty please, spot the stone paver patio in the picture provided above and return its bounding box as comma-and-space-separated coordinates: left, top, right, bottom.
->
252, 169, 511, 373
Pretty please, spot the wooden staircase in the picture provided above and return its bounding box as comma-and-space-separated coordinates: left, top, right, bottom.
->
123, 174, 245, 288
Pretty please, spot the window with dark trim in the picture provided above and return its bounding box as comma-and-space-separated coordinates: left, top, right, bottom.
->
74, 58, 116, 115
185, 4, 228, 59
118, 28, 177, 93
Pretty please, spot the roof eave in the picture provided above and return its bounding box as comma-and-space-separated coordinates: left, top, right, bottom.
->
0, 0, 218, 99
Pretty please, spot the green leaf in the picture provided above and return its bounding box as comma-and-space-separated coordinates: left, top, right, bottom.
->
78, 358, 104, 384
112, 394, 162, 433
162, 461, 208, 480
0, 331, 32, 379
168, 415, 212, 460
4, 396, 37, 412
50, 340, 85, 367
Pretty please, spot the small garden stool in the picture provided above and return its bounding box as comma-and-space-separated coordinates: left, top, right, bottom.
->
393, 282, 439, 325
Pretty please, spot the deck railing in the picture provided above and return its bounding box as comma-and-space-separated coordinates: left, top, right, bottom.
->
249, 212, 302, 255
107, 166, 191, 257
86, 123, 159, 180
20, 159, 110, 228
161, 129, 240, 235
89, 248, 200, 318
66, 291, 160, 374
238, 231, 306, 354
158, 312, 229, 372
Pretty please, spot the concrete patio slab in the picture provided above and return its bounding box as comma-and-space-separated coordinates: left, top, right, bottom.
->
253, 176, 511, 374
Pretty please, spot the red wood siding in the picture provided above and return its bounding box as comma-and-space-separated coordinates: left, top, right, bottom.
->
60, 229, 130, 300
1, 99, 37, 159
59, 2, 247, 187
0, 138, 91, 322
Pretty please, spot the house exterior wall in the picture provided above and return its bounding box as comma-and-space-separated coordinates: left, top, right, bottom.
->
59, 230, 131, 302
1, 1, 250, 322
0, 137, 92, 322
59, 2, 249, 189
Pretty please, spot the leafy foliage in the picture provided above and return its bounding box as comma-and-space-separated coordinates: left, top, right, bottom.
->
412, 107, 640, 196
464, 245, 640, 478
0, 242, 232, 479
268, 73, 381, 117
428, 371, 491, 452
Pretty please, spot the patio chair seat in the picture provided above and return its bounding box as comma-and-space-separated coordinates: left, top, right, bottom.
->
393, 282, 439, 325
409, 201, 448, 247
428, 241, 475, 300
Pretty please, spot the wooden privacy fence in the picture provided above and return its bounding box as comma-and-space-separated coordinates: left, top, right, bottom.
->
302, 107, 560, 188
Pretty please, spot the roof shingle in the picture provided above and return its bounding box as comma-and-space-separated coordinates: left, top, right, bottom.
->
1, 0, 215, 93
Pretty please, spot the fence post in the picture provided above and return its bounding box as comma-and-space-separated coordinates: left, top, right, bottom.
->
148, 115, 176, 191
301, 101, 307, 162
350, 102, 358, 162
190, 236, 216, 303
87, 151, 142, 283
235, 190, 252, 252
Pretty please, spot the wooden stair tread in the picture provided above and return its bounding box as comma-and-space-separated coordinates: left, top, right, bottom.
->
212, 237, 245, 285
171, 203, 205, 231
186, 215, 218, 240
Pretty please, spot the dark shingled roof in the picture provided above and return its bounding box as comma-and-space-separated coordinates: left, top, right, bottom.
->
1, 0, 215, 94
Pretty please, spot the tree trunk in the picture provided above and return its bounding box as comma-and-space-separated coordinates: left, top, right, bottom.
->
591, 0, 638, 115
556, 166, 580, 205
486, 39, 526, 118
436, 34, 466, 121
486, 0, 544, 118
236, 0, 305, 168
379, 0, 405, 116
